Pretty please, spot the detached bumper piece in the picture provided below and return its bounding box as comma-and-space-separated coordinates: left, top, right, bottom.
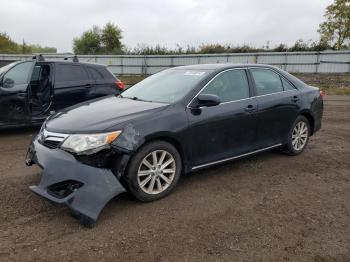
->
27, 139, 126, 227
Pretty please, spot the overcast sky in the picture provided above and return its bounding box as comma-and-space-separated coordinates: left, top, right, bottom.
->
0, 0, 333, 53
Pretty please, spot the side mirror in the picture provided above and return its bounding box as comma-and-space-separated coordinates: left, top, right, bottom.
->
3, 78, 14, 89
196, 94, 221, 108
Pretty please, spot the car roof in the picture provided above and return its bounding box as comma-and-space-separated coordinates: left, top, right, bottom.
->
35, 60, 106, 68
172, 63, 278, 71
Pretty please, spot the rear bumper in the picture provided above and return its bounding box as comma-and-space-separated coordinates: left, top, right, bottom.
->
26, 138, 126, 222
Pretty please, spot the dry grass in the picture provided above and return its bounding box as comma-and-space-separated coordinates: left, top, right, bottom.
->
294, 74, 350, 95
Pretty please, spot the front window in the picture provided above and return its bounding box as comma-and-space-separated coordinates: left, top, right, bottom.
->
0, 62, 17, 75
2, 61, 33, 89
200, 69, 250, 102
122, 69, 211, 103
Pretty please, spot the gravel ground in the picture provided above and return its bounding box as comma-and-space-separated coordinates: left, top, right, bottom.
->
0, 97, 349, 262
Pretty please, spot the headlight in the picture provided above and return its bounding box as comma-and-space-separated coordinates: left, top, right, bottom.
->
61, 131, 121, 155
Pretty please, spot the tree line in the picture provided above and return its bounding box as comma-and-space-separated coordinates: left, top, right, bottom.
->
0, 32, 57, 54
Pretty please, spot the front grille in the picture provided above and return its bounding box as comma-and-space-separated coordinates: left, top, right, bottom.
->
42, 140, 61, 149
39, 129, 68, 149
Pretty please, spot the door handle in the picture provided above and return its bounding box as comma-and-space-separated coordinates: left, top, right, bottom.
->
291, 96, 299, 102
244, 104, 255, 112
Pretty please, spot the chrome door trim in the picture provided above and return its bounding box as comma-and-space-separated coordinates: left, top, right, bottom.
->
191, 143, 282, 170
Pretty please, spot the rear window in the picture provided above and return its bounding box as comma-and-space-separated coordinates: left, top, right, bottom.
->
55, 64, 89, 82
250, 68, 283, 96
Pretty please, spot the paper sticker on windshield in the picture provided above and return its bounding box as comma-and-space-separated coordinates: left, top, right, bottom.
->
184, 71, 206, 76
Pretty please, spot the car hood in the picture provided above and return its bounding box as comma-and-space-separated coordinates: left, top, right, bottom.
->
45, 96, 169, 133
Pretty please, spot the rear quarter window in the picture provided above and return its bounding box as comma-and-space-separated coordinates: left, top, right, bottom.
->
55, 64, 89, 82
281, 77, 296, 91
87, 67, 104, 80
97, 67, 115, 79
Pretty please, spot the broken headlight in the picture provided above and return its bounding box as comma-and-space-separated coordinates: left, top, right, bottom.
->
61, 131, 121, 155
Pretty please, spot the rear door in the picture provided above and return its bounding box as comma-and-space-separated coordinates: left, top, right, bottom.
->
249, 68, 301, 148
53, 63, 91, 110
0, 61, 35, 126
187, 69, 258, 167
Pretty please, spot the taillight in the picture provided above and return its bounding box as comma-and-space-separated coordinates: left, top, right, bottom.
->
320, 90, 325, 98
115, 79, 125, 90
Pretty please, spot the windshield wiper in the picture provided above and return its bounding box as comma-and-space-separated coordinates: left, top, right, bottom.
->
122, 96, 152, 102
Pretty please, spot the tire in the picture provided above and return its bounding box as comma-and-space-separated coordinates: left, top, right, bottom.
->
284, 115, 311, 156
123, 140, 182, 202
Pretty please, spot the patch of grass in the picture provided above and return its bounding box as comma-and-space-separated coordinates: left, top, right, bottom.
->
293, 73, 350, 95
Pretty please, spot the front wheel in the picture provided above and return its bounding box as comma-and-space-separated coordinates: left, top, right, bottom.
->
123, 141, 182, 202
284, 115, 310, 156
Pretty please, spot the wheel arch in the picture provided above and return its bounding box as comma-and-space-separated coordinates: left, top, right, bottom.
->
133, 133, 188, 173
299, 110, 315, 136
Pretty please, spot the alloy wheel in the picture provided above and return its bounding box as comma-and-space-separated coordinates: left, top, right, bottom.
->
291, 121, 308, 151
137, 150, 176, 195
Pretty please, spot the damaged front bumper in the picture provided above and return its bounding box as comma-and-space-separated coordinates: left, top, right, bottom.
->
26, 138, 126, 224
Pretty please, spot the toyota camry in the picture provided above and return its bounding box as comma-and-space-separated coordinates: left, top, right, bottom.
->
26, 63, 323, 226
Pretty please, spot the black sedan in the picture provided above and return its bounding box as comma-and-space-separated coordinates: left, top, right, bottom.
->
26, 63, 323, 226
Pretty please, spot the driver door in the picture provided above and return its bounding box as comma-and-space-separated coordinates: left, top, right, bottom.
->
0, 61, 35, 126
186, 69, 258, 167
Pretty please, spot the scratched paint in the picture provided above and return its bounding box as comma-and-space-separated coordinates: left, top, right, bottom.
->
114, 123, 141, 151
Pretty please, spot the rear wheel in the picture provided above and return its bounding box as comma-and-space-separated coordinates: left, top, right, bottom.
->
284, 115, 310, 156
123, 141, 182, 202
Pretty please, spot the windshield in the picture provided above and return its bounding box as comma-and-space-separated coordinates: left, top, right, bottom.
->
122, 69, 211, 103
0, 62, 17, 75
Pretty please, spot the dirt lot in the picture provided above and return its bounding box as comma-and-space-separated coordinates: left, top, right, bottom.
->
0, 97, 349, 262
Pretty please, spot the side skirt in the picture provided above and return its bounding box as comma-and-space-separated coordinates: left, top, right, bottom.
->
191, 144, 282, 171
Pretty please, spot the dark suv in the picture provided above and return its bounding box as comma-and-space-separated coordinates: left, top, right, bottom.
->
0, 55, 124, 128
